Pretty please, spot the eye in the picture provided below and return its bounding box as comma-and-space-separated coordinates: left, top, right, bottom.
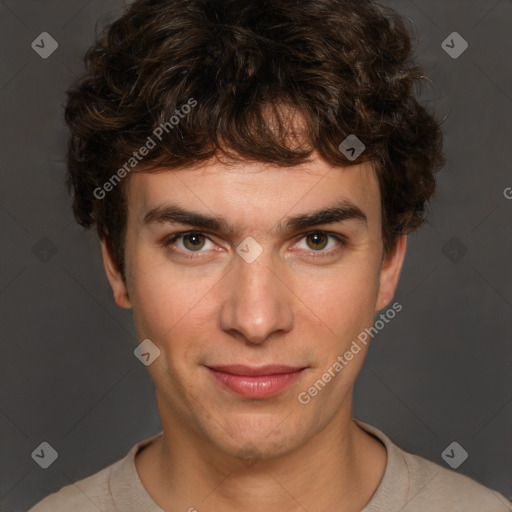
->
164, 231, 215, 255
163, 230, 347, 260
294, 231, 347, 257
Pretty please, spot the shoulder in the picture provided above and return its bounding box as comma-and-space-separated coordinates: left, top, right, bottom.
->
401, 450, 512, 512
27, 432, 163, 512
355, 419, 512, 512
27, 461, 120, 512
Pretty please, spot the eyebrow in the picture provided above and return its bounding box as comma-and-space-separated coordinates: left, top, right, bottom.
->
142, 199, 368, 234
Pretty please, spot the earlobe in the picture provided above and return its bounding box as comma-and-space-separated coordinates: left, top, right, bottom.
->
376, 235, 407, 311
100, 240, 132, 309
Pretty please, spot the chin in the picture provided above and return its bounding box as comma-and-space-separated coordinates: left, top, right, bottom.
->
206, 409, 307, 459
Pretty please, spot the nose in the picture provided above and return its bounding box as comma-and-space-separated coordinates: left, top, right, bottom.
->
219, 248, 294, 345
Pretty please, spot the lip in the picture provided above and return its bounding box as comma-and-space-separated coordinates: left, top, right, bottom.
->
207, 364, 305, 376
205, 365, 307, 399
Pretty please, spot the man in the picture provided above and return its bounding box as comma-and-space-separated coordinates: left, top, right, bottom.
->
29, 0, 512, 510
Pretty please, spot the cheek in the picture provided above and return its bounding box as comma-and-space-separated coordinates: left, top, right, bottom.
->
127, 252, 189, 338
129, 271, 212, 387
128, 254, 221, 362
293, 258, 381, 334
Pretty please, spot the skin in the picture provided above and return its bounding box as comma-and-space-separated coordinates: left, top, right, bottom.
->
101, 151, 407, 512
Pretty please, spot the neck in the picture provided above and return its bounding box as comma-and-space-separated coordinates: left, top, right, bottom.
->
136, 397, 387, 512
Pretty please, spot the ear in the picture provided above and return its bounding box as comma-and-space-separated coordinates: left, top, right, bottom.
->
100, 239, 132, 309
375, 235, 407, 311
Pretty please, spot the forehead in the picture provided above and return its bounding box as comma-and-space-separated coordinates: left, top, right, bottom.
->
125, 155, 381, 229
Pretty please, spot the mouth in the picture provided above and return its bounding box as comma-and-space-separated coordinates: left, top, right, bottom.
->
205, 364, 307, 399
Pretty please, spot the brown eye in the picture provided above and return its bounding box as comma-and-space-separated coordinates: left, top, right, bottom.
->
182, 233, 207, 251
305, 231, 329, 250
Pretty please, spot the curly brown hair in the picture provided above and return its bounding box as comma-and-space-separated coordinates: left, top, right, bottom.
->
64, 0, 445, 278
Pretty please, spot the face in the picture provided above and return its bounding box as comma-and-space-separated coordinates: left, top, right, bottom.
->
102, 153, 406, 461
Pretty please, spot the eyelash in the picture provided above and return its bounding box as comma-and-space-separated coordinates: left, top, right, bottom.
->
162, 230, 348, 259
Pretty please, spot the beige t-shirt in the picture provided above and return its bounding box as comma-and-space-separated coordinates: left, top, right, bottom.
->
28, 420, 512, 512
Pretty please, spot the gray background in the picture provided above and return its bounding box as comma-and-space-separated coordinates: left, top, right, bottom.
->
1, 0, 511, 510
